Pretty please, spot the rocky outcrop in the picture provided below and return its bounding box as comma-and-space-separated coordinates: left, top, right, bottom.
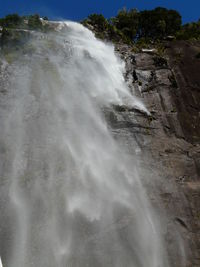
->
107, 42, 200, 267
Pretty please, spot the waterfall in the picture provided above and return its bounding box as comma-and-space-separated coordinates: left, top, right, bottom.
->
0, 21, 169, 267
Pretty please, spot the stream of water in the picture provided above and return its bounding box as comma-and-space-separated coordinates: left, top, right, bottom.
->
0, 21, 169, 267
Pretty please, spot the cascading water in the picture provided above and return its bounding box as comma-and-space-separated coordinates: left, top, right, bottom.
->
0, 21, 169, 267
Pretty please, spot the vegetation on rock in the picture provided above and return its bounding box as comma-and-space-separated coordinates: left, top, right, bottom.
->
0, 13, 50, 32
176, 21, 200, 40
0, 14, 22, 28
111, 8, 139, 40
82, 14, 131, 43
0, 7, 200, 50
82, 7, 200, 43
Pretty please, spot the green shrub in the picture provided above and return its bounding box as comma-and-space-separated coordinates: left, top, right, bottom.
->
139, 7, 181, 39
111, 8, 139, 40
0, 14, 22, 28
87, 14, 108, 31
135, 37, 150, 49
176, 21, 200, 40
28, 14, 42, 30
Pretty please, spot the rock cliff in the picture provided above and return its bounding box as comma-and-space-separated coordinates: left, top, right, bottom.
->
108, 41, 200, 266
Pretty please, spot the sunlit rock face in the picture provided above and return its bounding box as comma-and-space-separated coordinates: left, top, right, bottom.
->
0, 22, 173, 267
115, 41, 200, 267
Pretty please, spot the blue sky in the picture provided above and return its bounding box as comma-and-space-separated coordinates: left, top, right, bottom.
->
0, 0, 199, 24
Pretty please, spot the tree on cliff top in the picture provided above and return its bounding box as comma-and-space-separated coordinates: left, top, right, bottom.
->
176, 21, 200, 40
0, 14, 22, 28
87, 14, 108, 31
111, 8, 139, 40
139, 7, 182, 39
28, 14, 42, 30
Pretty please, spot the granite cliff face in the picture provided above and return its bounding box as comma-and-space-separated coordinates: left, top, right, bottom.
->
107, 41, 200, 266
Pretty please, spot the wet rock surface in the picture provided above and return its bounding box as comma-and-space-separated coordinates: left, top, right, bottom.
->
108, 42, 200, 266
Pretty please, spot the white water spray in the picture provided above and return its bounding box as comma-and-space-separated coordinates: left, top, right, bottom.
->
0, 22, 169, 267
